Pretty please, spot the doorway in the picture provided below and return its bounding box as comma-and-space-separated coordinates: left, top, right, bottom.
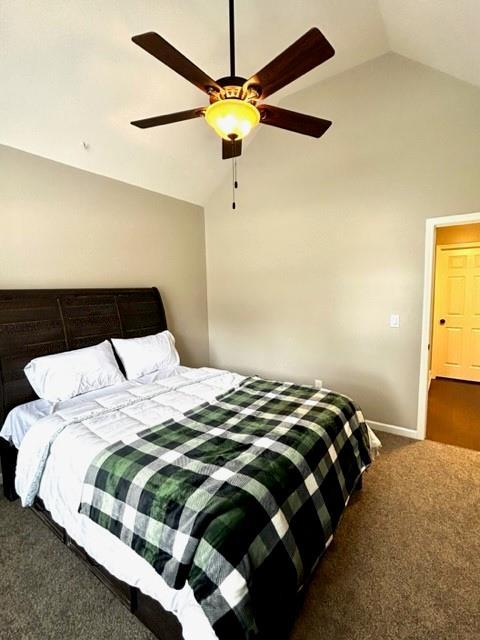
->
426, 223, 480, 450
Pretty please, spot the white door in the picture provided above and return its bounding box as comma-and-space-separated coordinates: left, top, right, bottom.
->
431, 243, 480, 382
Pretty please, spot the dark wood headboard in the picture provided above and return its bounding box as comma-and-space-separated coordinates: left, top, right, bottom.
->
0, 288, 167, 426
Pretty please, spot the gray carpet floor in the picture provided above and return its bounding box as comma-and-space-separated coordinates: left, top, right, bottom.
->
0, 433, 479, 640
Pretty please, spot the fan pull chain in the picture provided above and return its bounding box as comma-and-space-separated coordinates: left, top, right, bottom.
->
232, 158, 238, 210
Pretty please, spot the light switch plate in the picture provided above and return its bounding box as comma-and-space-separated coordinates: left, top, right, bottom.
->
314, 379, 323, 389
390, 314, 400, 328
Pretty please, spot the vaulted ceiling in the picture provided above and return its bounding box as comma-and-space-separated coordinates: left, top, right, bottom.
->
1, 1, 479, 205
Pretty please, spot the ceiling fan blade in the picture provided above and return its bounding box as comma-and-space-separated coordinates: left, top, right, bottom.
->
258, 104, 332, 138
244, 28, 334, 99
131, 108, 204, 129
222, 138, 242, 160
132, 32, 221, 95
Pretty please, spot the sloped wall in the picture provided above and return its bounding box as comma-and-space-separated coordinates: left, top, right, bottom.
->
0, 145, 209, 367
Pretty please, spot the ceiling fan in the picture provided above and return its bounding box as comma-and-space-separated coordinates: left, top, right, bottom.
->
130, 0, 335, 160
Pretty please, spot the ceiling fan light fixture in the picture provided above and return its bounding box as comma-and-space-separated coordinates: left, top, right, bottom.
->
205, 99, 260, 141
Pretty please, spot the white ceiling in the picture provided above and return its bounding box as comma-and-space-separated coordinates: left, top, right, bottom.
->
380, 0, 480, 88
0, 1, 478, 205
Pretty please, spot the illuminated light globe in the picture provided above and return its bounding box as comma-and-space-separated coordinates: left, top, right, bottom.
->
205, 99, 260, 140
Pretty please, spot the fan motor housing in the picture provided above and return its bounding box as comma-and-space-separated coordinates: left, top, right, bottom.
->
211, 76, 260, 103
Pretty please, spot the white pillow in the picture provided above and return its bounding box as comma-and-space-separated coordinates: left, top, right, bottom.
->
24, 341, 125, 402
111, 330, 180, 380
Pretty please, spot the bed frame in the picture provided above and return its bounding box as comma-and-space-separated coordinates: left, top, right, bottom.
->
0, 287, 183, 640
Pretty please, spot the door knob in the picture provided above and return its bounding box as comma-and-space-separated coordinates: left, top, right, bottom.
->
439, 318, 446, 325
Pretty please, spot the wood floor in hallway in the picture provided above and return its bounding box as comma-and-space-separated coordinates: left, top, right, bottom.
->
427, 377, 480, 451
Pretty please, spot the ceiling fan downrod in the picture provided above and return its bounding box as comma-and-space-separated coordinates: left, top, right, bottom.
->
229, 0, 236, 77
229, 0, 238, 211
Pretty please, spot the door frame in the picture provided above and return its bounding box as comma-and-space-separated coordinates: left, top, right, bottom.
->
417, 211, 480, 439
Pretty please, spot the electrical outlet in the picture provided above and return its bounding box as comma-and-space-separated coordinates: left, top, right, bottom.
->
314, 379, 323, 390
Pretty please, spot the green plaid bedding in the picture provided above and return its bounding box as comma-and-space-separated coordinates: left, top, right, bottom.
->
79, 377, 371, 639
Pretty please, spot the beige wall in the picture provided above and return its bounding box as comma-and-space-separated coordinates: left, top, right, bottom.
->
205, 53, 480, 429
0, 144, 209, 367
436, 223, 480, 245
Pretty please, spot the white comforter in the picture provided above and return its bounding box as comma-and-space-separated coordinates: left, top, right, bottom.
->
12, 366, 380, 640
15, 366, 246, 640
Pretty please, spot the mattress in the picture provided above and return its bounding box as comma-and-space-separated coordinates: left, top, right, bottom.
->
0, 366, 191, 448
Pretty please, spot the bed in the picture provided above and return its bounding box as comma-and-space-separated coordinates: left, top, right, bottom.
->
0, 287, 377, 640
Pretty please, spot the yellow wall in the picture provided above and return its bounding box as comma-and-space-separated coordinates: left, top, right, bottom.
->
0, 144, 209, 367
436, 223, 480, 245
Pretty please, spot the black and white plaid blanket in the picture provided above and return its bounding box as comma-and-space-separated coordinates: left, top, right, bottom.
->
79, 377, 371, 639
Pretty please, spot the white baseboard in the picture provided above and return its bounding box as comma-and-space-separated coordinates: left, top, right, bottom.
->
367, 420, 422, 440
